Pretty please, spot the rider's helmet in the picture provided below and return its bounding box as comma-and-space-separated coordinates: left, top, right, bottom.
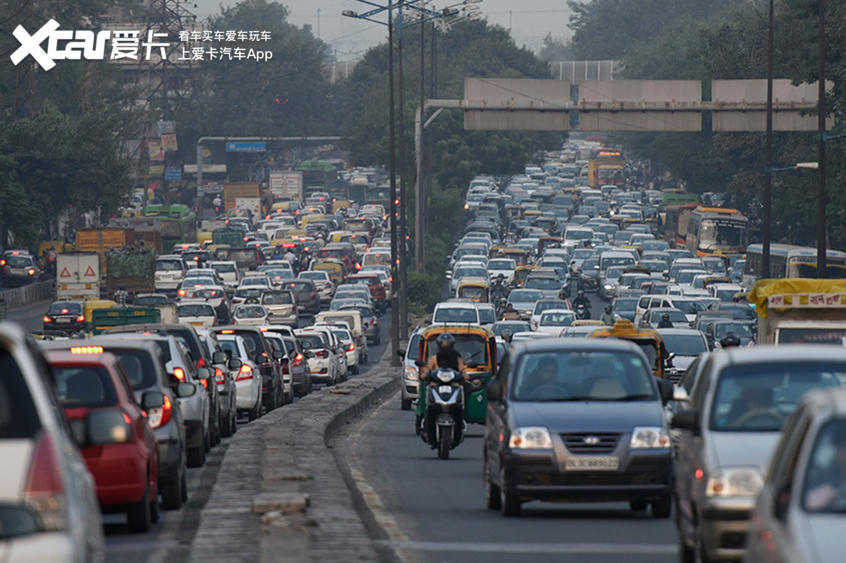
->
436, 332, 456, 351
578, 290, 585, 297
497, 274, 505, 281
662, 313, 670, 321
720, 333, 741, 348
605, 305, 612, 313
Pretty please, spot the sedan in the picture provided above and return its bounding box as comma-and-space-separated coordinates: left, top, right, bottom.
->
232, 304, 270, 326
534, 309, 576, 335
507, 289, 546, 318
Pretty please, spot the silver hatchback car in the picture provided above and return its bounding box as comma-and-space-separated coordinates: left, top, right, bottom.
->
671, 346, 846, 562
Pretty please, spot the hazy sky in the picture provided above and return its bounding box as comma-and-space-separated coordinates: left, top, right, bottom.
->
192, 0, 572, 60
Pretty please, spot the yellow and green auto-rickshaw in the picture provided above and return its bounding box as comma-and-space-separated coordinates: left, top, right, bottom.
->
588, 319, 671, 380
456, 280, 489, 303
413, 325, 498, 426
312, 258, 346, 285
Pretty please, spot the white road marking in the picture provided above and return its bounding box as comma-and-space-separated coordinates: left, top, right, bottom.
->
379, 540, 677, 555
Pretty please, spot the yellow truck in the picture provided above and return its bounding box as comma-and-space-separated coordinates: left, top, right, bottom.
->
748, 278, 846, 345
587, 148, 625, 188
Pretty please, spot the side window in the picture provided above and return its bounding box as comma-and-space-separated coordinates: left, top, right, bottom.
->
689, 357, 713, 410
768, 408, 810, 484
496, 353, 510, 383
680, 357, 700, 393
638, 296, 649, 310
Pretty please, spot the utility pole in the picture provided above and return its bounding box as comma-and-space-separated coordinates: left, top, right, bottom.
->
397, 5, 409, 340
763, 0, 774, 278
416, 12, 425, 271
817, 0, 827, 277
388, 1, 401, 365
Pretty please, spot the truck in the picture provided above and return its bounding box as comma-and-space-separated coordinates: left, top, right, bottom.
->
56, 253, 101, 301
105, 247, 155, 297
748, 278, 846, 345
587, 148, 625, 187
212, 227, 245, 247
224, 182, 262, 214
269, 171, 303, 202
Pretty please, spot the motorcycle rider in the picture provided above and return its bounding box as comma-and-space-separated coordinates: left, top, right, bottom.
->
501, 303, 521, 320
600, 305, 617, 326
572, 290, 591, 311
719, 333, 741, 348
212, 194, 223, 213
491, 274, 509, 302
419, 333, 469, 382
657, 313, 674, 328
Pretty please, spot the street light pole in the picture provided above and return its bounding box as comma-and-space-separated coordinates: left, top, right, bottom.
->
817, 0, 827, 278
763, 0, 773, 279
416, 13, 425, 271
397, 4, 409, 340
388, 0, 401, 364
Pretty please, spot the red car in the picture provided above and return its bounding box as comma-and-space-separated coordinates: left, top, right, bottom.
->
346, 273, 387, 312
46, 348, 161, 533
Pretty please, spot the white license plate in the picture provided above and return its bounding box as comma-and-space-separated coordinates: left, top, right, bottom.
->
56, 318, 71, 324
565, 456, 619, 471
438, 385, 453, 394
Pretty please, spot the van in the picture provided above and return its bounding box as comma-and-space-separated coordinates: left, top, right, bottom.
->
314, 310, 367, 354
154, 255, 187, 292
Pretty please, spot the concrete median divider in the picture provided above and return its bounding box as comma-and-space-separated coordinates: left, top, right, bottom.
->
0, 281, 53, 310
188, 353, 398, 563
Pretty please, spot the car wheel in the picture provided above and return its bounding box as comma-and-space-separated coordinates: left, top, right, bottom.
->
500, 470, 521, 517
629, 499, 648, 512
221, 409, 234, 437
651, 494, 672, 519
401, 397, 412, 411
678, 537, 695, 563
203, 430, 211, 453
150, 491, 160, 524
180, 470, 188, 503
160, 476, 183, 510
187, 445, 205, 468
126, 481, 152, 533
287, 387, 295, 404
484, 455, 501, 510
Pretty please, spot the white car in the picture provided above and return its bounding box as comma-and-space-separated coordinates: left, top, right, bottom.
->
486, 258, 517, 284
181, 285, 227, 308
238, 274, 272, 291
534, 309, 576, 335
154, 255, 187, 291
176, 301, 218, 327
0, 324, 104, 560
260, 290, 298, 326
529, 299, 571, 330
232, 304, 270, 326
208, 261, 240, 291
216, 334, 262, 420
257, 264, 295, 287
316, 324, 360, 375
298, 271, 335, 302
432, 302, 480, 324
295, 328, 338, 385
449, 264, 489, 292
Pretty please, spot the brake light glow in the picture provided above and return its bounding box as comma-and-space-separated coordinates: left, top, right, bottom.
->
178, 289, 186, 297
316, 350, 329, 358
220, 330, 235, 334
197, 357, 206, 369
201, 378, 208, 389
75, 315, 85, 323
148, 395, 173, 429
236, 364, 253, 380
27, 268, 35, 276
60, 308, 69, 314
347, 344, 356, 352
0, 259, 5, 266
215, 367, 225, 385
70, 346, 103, 354
173, 367, 186, 381
43, 316, 52, 323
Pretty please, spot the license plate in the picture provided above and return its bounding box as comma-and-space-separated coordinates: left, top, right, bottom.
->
565, 456, 619, 471
56, 318, 71, 324
438, 385, 453, 394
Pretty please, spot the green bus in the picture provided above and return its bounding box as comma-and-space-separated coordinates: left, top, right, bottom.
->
299, 160, 338, 195
365, 184, 390, 209
142, 204, 197, 252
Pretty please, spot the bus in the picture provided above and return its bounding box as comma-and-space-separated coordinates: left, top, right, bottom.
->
298, 160, 338, 196
661, 202, 699, 245
587, 148, 625, 187
743, 243, 846, 285
685, 206, 748, 257
142, 204, 197, 252
365, 183, 390, 209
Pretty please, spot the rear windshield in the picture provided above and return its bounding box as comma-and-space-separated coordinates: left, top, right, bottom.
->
6, 256, 31, 267
0, 350, 41, 439
47, 302, 83, 315
298, 334, 325, 350
178, 304, 216, 317
53, 366, 118, 408
211, 263, 236, 273
156, 259, 183, 271
262, 292, 294, 305
218, 338, 242, 358
135, 295, 168, 306
112, 349, 159, 390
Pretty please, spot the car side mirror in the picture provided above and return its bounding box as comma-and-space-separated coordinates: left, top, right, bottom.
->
670, 409, 700, 434
774, 483, 791, 521
397, 348, 406, 358
414, 359, 425, 368
213, 351, 228, 364
197, 367, 212, 381
486, 380, 502, 402
87, 410, 132, 445
228, 357, 242, 370
272, 350, 284, 360
176, 382, 197, 398
672, 386, 690, 403
141, 390, 165, 410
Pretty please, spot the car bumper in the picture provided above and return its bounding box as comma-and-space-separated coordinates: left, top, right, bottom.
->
235, 380, 259, 410
268, 314, 298, 326
43, 321, 87, 333
402, 378, 419, 400
698, 497, 754, 561
153, 427, 182, 480
502, 449, 672, 503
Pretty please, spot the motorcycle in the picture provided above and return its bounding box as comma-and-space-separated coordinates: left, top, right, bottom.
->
575, 304, 591, 320
415, 366, 465, 459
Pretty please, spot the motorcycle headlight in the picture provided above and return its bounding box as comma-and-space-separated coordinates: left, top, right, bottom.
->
437, 370, 453, 383
629, 426, 670, 449
403, 366, 418, 381
705, 467, 764, 497
508, 427, 553, 450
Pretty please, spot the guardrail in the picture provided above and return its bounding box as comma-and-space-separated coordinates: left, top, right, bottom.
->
0, 281, 54, 311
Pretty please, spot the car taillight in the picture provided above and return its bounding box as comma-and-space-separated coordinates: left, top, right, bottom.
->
27, 268, 35, 276
75, 315, 85, 323
148, 395, 173, 429
43, 316, 52, 323
347, 344, 356, 352
324, 282, 332, 289
292, 353, 304, 367
173, 367, 185, 381
281, 361, 289, 374
178, 289, 186, 297
215, 367, 225, 385
201, 379, 208, 389
236, 364, 253, 381
25, 432, 66, 531
316, 350, 329, 358
197, 357, 206, 369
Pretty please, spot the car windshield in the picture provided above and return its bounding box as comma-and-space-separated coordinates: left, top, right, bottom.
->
299, 272, 327, 281
235, 305, 266, 318
613, 298, 638, 312
433, 307, 477, 323
661, 333, 707, 356
135, 295, 168, 306
512, 351, 654, 402
53, 366, 118, 408
477, 307, 496, 324
298, 334, 325, 350
710, 362, 846, 431
488, 260, 515, 270
656, 310, 687, 324
211, 263, 236, 273
525, 277, 559, 290
112, 350, 158, 390
218, 338, 242, 358
241, 277, 268, 286
492, 321, 531, 336
540, 312, 575, 327
803, 419, 846, 513
262, 292, 293, 305
426, 334, 488, 365
235, 288, 262, 298
288, 281, 313, 292
672, 299, 708, 315
509, 290, 544, 303
455, 267, 487, 279
6, 256, 31, 267
714, 322, 754, 340
47, 302, 82, 315
178, 304, 215, 317
156, 259, 183, 271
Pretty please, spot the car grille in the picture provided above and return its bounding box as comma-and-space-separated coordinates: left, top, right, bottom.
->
561, 432, 621, 454
519, 472, 666, 487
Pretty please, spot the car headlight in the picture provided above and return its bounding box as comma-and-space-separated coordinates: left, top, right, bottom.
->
629, 426, 671, 449
403, 366, 418, 381
604, 283, 613, 290
705, 467, 764, 497
508, 427, 553, 450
